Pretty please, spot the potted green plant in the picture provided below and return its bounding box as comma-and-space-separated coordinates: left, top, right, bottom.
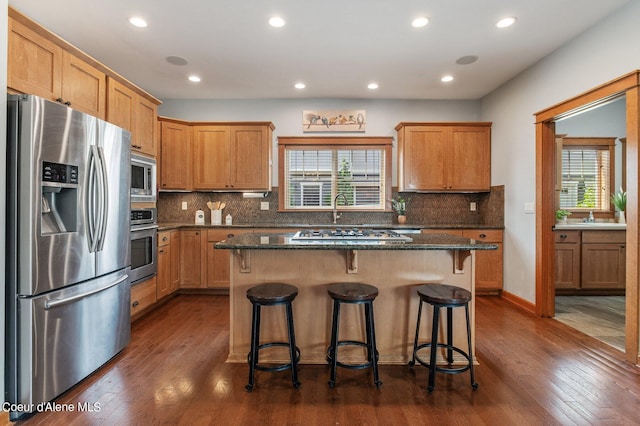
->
392, 196, 407, 224
611, 188, 627, 224
555, 209, 571, 224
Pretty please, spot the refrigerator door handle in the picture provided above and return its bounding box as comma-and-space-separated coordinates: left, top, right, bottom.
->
95, 146, 109, 251
44, 275, 128, 309
87, 146, 98, 252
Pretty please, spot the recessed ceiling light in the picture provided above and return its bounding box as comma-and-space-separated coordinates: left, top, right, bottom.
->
456, 55, 479, 65
368, 83, 379, 90
441, 75, 454, 83
294, 82, 306, 89
128, 17, 148, 28
496, 16, 517, 28
188, 75, 201, 83
269, 16, 285, 28
411, 17, 429, 28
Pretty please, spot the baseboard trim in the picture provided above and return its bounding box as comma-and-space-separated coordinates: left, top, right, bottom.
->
501, 290, 536, 315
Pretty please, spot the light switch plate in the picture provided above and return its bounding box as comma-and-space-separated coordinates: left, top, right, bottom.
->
524, 202, 535, 214
182, 201, 188, 210
260, 201, 269, 210
470, 202, 477, 211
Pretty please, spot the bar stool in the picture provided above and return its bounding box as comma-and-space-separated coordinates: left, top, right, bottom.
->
409, 284, 478, 392
245, 283, 301, 391
326, 282, 382, 389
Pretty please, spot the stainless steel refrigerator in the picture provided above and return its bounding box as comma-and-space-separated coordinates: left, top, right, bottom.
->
5, 94, 131, 420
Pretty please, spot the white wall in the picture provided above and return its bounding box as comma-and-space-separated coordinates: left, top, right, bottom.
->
159, 98, 480, 187
480, 0, 640, 301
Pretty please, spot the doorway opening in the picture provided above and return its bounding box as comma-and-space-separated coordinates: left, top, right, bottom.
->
534, 70, 640, 365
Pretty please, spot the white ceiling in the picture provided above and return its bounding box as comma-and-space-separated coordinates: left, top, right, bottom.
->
9, 0, 631, 100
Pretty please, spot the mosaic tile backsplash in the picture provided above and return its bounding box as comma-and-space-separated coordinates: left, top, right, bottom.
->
157, 186, 504, 227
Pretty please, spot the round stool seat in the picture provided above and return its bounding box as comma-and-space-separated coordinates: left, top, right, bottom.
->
417, 284, 471, 306
247, 283, 298, 304
327, 282, 378, 302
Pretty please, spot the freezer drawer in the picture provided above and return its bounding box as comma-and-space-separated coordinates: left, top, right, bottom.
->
9, 269, 131, 419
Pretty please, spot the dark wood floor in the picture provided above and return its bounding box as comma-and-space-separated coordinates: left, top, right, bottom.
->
9, 295, 640, 425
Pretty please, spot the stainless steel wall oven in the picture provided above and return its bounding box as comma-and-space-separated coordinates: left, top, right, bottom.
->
130, 208, 157, 284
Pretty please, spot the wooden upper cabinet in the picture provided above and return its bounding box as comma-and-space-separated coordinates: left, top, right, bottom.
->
135, 96, 158, 157
191, 123, 273, 191
160, 119, 192, 190
231, 125, 272, 190
8, 17, 106, 119
396, 122, 491, 192
61, 51, 106, 119
107, 78, 135, 132
8, 17, 62, 101
192, 126, 231, 189
108, 78, 158, 156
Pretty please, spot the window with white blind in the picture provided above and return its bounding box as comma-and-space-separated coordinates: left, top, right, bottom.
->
559, 138, 614, 211
278, 137, 392, 211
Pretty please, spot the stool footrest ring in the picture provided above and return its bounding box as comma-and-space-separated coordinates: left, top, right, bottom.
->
410, 342, 472, 375
326, 340, 380, 371
247, 342, 301, 373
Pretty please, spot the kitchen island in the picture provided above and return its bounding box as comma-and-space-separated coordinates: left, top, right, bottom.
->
216, 231, 497, 365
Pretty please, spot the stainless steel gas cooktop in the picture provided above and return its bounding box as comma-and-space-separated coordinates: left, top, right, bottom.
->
291, 228, 413, 243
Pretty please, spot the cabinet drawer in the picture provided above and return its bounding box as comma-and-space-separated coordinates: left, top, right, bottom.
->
555, 231, 580, 244
582, 230, 625, 244
462, 229, 502, 242
158, 231, 171, 247
208, 229, 241, 242
131, 276, 157, 316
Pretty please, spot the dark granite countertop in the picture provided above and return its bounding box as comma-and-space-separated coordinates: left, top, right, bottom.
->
214, 232, 498, 251
158, 222, 504, 232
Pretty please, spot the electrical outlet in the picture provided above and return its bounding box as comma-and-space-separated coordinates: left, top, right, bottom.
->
260, 201, 269, 211
470, 202, 477, 212
181, 201, 188, 210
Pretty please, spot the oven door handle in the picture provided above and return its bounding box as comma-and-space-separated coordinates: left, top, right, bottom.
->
131, 224, 159, 232
44, 275, 128, 310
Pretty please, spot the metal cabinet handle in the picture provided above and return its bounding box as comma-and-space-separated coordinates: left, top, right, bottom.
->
479, 233, 487, 238
560, 234, 567, 239
227, 233, 234, 238
162, 236, 168, 242
132, 301, 139, 307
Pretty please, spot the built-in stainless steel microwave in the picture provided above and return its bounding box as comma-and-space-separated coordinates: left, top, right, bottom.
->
131, 153, 156, 202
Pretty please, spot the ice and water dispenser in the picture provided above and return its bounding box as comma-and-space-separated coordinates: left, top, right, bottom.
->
41, 161, 78, 234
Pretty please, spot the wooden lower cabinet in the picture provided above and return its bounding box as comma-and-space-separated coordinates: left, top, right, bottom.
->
170, 231, 181, 292
131, 276, 157, 318
554, 231, 581, 290
180, 229, 203, 288
421, 228, 503, 295
555, 229, 625, 294
206, 229, 252, 289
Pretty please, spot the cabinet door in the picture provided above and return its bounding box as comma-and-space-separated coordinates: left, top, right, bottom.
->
170, 231, 181, 292
207, 243, 231, 289
160, 121, 192, 190
157, 243, 171, 299
555, 243, 581, 289
180, 230, 202, 288
8, 17, 62, 100
230, 125, 271, 190
135, 96, 157, 156
192, 126, 231, 189
401, 127, 447, 191
61, 51, 106, 119
450, 126, 491, 191
107, 78, 135, 136
581, 243, 625, 289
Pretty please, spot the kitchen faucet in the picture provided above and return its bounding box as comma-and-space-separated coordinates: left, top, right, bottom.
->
333, 193, 348, 224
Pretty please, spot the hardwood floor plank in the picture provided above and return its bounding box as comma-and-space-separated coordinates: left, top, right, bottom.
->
6, 294, 640, 426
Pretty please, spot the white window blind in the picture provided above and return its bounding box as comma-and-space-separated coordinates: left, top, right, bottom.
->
560, 147, 611, 210
284, 148, 386, 210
